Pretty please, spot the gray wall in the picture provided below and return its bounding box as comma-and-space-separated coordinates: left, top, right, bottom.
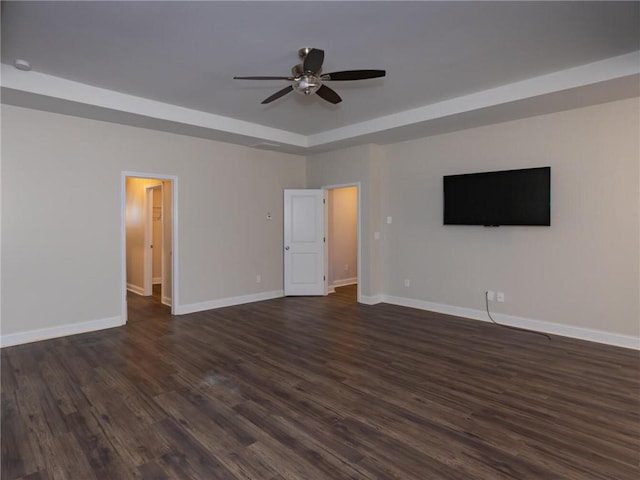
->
2, 97, 638, 344
1, 105, 306, 337
380, 98, 638, 337
307, 98, 638, 338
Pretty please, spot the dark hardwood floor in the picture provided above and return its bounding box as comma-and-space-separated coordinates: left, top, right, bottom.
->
2, 285, 639, 479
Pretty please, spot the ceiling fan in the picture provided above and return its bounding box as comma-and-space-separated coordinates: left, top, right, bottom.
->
234, 48, 385, 105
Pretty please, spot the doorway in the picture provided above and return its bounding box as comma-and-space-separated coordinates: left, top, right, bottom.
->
283, 184, 361, 302
121, 172, 178, 323
325, 184, 359, 301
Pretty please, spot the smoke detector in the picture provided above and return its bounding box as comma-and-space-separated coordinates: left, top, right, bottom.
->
14, 59, 32, 71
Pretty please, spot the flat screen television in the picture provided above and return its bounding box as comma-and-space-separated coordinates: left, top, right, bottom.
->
443, 166, 551, 226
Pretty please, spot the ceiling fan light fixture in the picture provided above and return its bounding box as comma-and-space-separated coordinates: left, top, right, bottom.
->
292, 74, 321, 95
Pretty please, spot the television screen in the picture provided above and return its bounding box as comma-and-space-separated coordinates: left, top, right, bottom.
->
443, 167, 550, 226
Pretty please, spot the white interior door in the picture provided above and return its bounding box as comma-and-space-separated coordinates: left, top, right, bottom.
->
284, 189, 326, 296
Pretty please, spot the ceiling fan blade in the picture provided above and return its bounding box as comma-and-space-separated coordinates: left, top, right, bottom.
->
316, 85, 342, 104
234, 76, 294, 81
261, 85, 294, 104
322, 70, 386, 81
303, 48, 324, 73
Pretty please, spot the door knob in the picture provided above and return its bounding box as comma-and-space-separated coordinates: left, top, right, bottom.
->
285, 246, 290, 250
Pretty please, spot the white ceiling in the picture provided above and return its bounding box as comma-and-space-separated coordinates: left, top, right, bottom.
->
2, 1, 639, 154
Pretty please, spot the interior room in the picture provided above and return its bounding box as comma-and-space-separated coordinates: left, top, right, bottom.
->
1, 2, 638, 479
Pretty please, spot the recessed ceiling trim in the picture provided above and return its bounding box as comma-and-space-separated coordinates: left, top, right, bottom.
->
0, 65, 308, 148
308, 51, 640, 147
1, 51, 638, 152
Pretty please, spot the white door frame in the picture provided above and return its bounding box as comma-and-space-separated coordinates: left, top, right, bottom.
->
121, 171, 179, 322
322, 182, 362, 304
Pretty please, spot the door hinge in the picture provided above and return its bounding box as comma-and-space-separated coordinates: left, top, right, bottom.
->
323, 198, 326, 204
324, 275, 326, 281
323, 237, 326, 243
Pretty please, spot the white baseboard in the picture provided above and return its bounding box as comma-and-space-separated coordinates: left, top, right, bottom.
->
327, 286, 336, 294
6, 293, 632, 350
331, 277, 358, 288
381, 295, 639, 350
175, 290, 284, 315
161, 296, 172, 307
359, 294, 383, 305
1, 316, 123, 348
152, 277, 162, 285
127, 283, 145, 296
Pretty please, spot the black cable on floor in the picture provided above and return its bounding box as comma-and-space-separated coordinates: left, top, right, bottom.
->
485, 291, 551, 340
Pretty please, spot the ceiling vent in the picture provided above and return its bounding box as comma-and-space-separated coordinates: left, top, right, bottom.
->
248, 142, 282, 151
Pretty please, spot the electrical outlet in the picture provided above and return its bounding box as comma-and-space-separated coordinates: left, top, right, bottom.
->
256, 274, 262, 284
404, 279, 411, 288
497, 292, 505, 302
487, 290, 495, 301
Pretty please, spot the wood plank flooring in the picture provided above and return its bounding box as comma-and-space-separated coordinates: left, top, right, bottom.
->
2, 285, 639, 479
